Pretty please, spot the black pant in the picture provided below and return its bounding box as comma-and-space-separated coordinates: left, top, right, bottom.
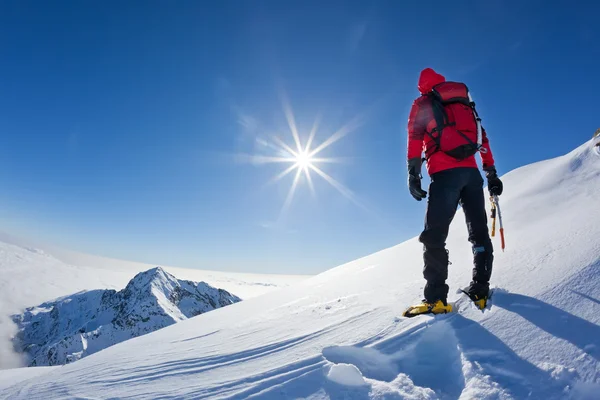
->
419, 167, 493, 302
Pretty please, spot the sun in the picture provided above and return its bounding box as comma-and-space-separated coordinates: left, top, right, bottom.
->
296, 151, 312, 170
237, 90, 368, 220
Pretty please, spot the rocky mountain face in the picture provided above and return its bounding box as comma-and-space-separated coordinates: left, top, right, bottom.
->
12, 267, 241, 366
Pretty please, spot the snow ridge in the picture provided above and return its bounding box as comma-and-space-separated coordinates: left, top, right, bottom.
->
11, 267, 241, 366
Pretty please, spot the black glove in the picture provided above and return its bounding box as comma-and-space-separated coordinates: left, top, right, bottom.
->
484, 166, 503, 196
408, 158, 427, 201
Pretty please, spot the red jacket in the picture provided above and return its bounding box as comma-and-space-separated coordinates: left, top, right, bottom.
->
407, 68, 495, 176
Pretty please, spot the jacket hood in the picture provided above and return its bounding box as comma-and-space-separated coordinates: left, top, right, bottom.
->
418, 68, 446, 94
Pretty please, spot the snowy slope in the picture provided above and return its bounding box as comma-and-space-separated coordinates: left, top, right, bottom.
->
2, 140, 599, 399
0, 233, 309, 301
12, 267, 240, 366
0, 233, 307, 369
0, 367, 54, 393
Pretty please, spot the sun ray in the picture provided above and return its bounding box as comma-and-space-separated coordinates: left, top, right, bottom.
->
266, 163, 299, 186
303, 165, 316, 198
235, 154, 298, 165
311, 157, 349, 164
308, 164, 352, 199
308, 164, 369, 212
308, 112, 365, 157
272, 135, 299, 158
305, 114, 321, 154
253, 156, 297, 164
280, 91, 303, 154
279, 167, 303, 221
307, 88, 396, 158
256, 136, 292, 153
244, 91, 380, 219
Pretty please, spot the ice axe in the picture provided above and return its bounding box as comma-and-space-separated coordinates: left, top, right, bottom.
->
490, 195, 505, 251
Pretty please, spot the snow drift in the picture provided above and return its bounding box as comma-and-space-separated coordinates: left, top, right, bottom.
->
0, 237, 307, 370
11, 267, 241, 367
1, 139, 599, 399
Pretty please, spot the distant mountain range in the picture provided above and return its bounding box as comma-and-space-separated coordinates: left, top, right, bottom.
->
12, 267, 241, 366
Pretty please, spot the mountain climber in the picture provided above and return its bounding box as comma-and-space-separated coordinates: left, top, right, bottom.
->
403, 68, 503, 317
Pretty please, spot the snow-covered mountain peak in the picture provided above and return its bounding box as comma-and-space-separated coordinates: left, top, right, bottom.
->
126, 266, 173, 287
123, 266, 179, 298
12, 268, 241, 366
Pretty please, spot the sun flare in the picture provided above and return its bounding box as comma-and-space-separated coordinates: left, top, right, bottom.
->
238, 92, 368, 221
296, 151, 312, 169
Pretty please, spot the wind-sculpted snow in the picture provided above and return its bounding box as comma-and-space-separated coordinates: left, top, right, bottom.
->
11, 267, 241, 367
0, 236, 307, 369
1, 140, 599, 399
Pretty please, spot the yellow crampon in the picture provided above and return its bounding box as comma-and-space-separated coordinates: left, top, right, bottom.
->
473, 298, 487, 310
402, 300, 453, 318
460, 290, 489, 311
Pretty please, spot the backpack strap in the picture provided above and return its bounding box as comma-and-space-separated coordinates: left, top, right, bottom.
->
423, 82, 484, 160
467, 91, 485, 152
423, 93, 447, 160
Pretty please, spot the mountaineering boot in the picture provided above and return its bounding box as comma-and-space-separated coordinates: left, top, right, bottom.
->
402, 299, 453, 318
463, 292, 488, 310
462, 281, 490, 310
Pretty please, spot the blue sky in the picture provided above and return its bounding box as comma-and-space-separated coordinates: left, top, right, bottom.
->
0, 1, 598, 274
